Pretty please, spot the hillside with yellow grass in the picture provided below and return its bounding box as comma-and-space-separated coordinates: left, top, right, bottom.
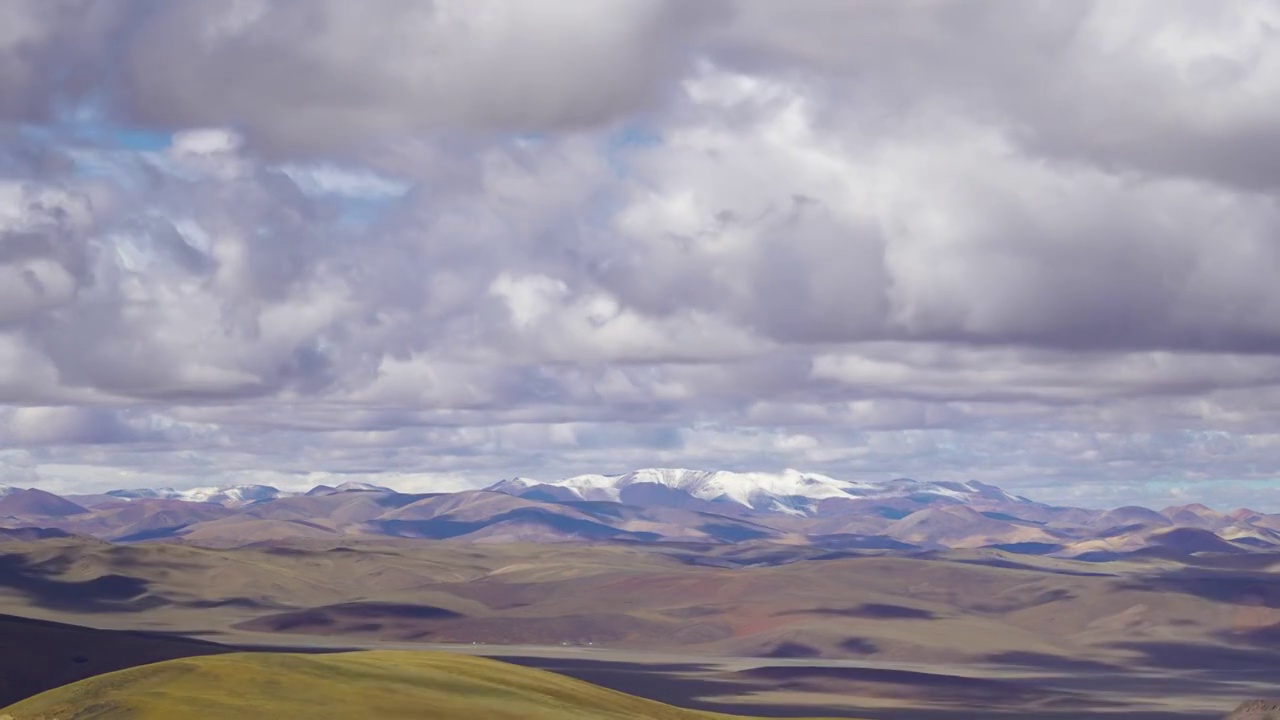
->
1, 650, 840, 720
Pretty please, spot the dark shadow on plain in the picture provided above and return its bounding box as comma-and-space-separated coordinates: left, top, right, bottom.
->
498, 655, 1219, 720
840, 637, 880, 654
240, 602, 465, 632
0, 612, 364, 709
0, 612, 228, 708
948, 557, 1113, 577
983, 651, 1120, 672
183, 597, 288, 610
776, 603, 935, 620
0, 527, 75, 542
758, 642, 822, 658
1110, 640, 1280, 676
1118, 567, 1280, 608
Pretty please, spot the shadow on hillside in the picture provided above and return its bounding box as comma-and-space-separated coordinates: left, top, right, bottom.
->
739, 665, 1076, 706
947, 557, 1114, 577
0, 552, 164, 613
0, 612, 227, 707
0, 612, 354, 708
497, 657, 785, 713
840, 637, 881, 654
1224, 623, 1280, 647
1110, 640, 1280, 678
983, 641, 1280, 700
983, 651, 1119, 672
243, 602, 466, 633
1118, 566, 1280, 608
757, 642, 823, 659
775, 603, 936, 619
833, 710, 1212, 720
500, 655, 1220, 720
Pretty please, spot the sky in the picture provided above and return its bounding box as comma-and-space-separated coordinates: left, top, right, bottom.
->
2, 0, 1280, 509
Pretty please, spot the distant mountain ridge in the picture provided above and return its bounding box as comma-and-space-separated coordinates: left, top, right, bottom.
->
1, 470, 1276, 558
97, 480, 393, 507
104, 484, 287, 506
487, 469, 1029, 516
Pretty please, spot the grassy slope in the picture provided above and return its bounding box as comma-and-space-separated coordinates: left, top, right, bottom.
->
1, 650, 840, 720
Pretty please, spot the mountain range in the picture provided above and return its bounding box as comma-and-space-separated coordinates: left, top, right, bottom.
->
1, 469, 1276, 557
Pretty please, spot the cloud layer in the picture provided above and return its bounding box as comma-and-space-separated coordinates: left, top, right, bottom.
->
2, 0, 1279, 508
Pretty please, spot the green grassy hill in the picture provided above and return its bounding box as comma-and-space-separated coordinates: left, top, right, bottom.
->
0, 650, 840, 720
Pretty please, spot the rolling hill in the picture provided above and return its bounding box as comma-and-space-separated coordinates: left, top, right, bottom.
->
0, 650, 840, 720
2, 470, 1278, 557
0, 537, 1272, 717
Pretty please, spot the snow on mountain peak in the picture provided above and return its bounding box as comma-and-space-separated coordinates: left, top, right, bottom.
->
332, 480, 392, 493
486, 469, 1023, 515
106, 484, 288, 506
103, 480, 402, 506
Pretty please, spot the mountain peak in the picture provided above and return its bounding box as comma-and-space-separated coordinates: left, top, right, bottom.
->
0, 488, 89, 518
106, 484, 286, 506
332, 481, 393, 493
485, 468, 1026, 516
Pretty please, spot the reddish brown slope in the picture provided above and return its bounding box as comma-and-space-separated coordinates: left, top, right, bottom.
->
0, 490, 88, 519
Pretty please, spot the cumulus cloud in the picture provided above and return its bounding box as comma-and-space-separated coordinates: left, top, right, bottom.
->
122, 0, 721, 155
0, 0, 1278, 509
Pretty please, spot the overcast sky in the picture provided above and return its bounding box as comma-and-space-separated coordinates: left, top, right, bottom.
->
2, 0, 1279, 509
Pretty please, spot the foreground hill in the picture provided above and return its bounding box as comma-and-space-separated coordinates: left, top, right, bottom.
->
0, 613, 226, 708
0, 650, 834, 720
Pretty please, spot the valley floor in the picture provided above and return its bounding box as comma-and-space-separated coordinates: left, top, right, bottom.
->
2, 537, 1276, 718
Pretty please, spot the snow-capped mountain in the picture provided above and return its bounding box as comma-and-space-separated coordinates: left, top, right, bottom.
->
103, 480, 395, 506
106, 484, 291, 506
487, 469, 1029, 516
0, 485, 19, 498
93, 469, 1029, 517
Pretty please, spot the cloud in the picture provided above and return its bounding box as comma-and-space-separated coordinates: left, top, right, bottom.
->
602, 64, 1280, 353
118, 0, 727, 155
1, 1, 1280, 509
714, 0, 1280, 191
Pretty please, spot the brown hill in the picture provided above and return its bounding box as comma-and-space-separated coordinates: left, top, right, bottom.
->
54, 499, 235, 541
176, 517, 343, 547
1161, 503, 1229, 530
1147, 527, 1245, 554
381, 491, 571, 523
1221, 524, 1280, 548
0, 489, 88, 519
368, 491, 780, 544
370, 492, 639, 542
885, 505, 1057, 548
1090, 505, 1172, 531
1227, 700, 1280, 719
243, 492, 408, 525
